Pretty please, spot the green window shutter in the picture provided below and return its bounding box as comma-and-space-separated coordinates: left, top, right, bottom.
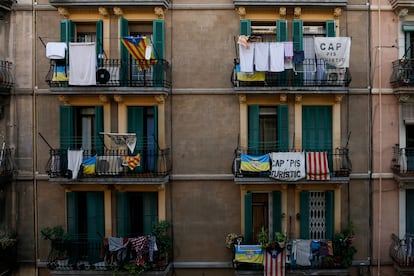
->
248, 105, 260, 155
153, 20, 165, 87
244, 193, 253, 243
277, 105, 289, 151
407, 190, 414, 233
116, 192, 130, 237
143, 192, 158, 235
277, 20, 287, 42
120, 16, 129, 84
60, 106, 74, 150
325, 191, 334, 240
325, 20, 336, 37
60, 19, 74, 65
96, 20, 103, 67
272, 191, 282, 234
292, 20, 303, 51
299, 191, 310, 239
67, 192, 78, 236
94, 106, 104, 155
127, 106, 144, 153
87, 192, 104, 241
302, 106, 332, 151
240, 20, 251, 36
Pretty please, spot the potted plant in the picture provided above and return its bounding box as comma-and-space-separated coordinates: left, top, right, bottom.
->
0, 229, 17, 271
150, 221, 172, 269
332, 223, 357, 268
41, 225, 71, 265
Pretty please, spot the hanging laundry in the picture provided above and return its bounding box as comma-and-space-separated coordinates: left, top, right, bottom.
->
269, 42, 285, 72
68, 42, 96, 85
254, 42, 270, 71
239, 43, 255, 73
237, 35, 250, 49
293, 50, 305, 63
46, 42, 67, 59
67, 149, 83, 179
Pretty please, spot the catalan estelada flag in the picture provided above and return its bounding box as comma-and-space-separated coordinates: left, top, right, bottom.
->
120, 36, 157, 71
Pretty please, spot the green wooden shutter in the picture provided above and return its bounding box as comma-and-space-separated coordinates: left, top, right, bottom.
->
240, 20, 251, 36
143, 192, 158, 235
67, 192, 78, 236
120, 17, 129, 85
248, 105, 260, 155
325, 191, 334, 240
272, 191, 282, 234
96, 20, 103, 67
94, 106, 104, 155
302, 106, 333, 151
153, 20, 165, 87
60, 19, 74, 68
292, 20, 303, 86
276, 20, 288, 86
299, 191, 310, 239
87, 192, 104, 240
128, 107, 145, 172
60, 106, 74, 150
244, 193, 253, 243
326, 20, 336, 37
116, 192, 130, 237
277, 20, 288, 42
407, 190, 414, 234
277, 105, 289, 151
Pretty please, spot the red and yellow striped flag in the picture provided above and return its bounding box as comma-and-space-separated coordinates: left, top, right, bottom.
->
120, 36, 157, 71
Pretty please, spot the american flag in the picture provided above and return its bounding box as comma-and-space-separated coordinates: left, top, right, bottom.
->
306, 151, 330, 180
263, 248, 285, 276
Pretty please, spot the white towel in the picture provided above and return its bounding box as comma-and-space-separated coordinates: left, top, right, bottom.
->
67, 149, 83, 179
239, 44, 255, 73
69, 42, 97, 85
269, 42, 285, 72
295, 240, 311, 266
254, 42, 269, 71
284, 41, 294, 57
46, 42, 67, 59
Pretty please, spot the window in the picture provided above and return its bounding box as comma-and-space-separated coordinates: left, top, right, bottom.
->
299, 190, 334, 240
244, 191, 282, 243
127, 106, 158, 173
302, 106, 332, 151
116, 192, 158, 237
60, 106, 104, 152
248, 105, 289, 154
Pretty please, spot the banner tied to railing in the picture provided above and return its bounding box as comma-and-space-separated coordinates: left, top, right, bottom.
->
314, 37, 351, 68
270, 152, 305, 181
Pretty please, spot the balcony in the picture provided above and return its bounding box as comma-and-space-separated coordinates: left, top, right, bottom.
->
0, 60, 14, 95
48, 0, 170, 9
233, 147, 351, 182
390, 233, 414, 274
0, 0, 14, 12
47, 147, 171, 184
390, 146, 414, 180
233, 0, 347, 7
232, 59, 351, 92
45, 58, 171, 92
44, 236, 171, 275
0, 147, 14, 183
390, 58, 414, 90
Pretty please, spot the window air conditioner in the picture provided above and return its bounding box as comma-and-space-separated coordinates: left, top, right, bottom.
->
96, 66, 119, 84
96, 156, 122, 175
326, 68, 346, 85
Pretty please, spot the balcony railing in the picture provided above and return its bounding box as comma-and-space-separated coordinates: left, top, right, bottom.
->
0, 0, 14, 12
390, 59, 414, 88
233, 147, 351, 178
0, 60, 14, 94
0, 148, 14, 182
390, 233, 414, 270
45, 58, 171, 89
390, 146, 414, 176
232, 58, 351, 88
46, 236, 170, 273
47, 147, 171, 180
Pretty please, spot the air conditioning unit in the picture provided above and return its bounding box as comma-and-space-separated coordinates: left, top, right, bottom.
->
96, 66, 119, 84
303, 26, 325, 35
326, 68, 346, 85
96, 156, 122, 175
251, 26, 276, 35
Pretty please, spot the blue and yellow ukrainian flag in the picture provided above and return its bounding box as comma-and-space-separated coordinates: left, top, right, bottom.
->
240, 153, 270, 172
82, 156, 96, 175
235, 245, 264, 264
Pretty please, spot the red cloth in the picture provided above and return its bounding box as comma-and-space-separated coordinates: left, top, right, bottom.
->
306, 152, 330, 180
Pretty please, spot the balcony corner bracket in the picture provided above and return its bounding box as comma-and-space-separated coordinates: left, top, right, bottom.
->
155, 95, 167, 104
158, 184, 165, 191
98, 7, 109, 17
333, 8, 342, 19
58, 7, 70, 18
294, 7, 301, 19
114, 95, 123, 103
398, 8, 408, 18
239, 94, 247, 104
280, 93, 287, 103
99, 95, 109, 103
335, 94, 344, 103
154, 7, 165, 19
296, 184, 303, 191
295, 94, 302, 103
281, 184, 287, 190
114, 184, 124, 192
113, 7, 124, 16
58, 95, 69, 105
236, 7, 246, 19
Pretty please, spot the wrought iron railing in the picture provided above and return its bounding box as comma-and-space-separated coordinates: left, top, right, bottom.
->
0, 148, 14, 181
0, 60, 14, 92
390, 59, 414, 88
391, 146, 414, 176
46, 147, 171, 179
45, 58, 171, 89
232, 58, 351, 88
390, 233, 414, 268
233, 147, 351, 178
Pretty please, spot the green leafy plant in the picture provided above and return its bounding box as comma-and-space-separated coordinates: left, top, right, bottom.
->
225, 232, 243, 249
150, 221, 172, 262
41, 225, 71, 261
332, 223, 357, 268
0, 229, 17, 250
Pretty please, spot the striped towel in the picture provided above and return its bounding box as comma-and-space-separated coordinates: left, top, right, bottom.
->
306, 152, 330, 180
264, 249, 285, 276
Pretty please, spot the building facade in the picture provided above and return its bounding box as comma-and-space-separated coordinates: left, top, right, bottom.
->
2, 0, 409, 275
